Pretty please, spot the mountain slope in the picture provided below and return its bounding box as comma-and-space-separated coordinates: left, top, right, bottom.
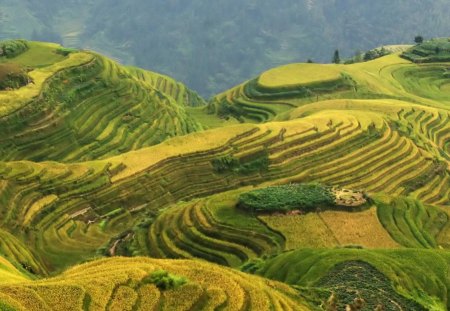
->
0, 41, 205, 162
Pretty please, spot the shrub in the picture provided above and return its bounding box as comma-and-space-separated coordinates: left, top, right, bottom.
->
211, 155, 239, 173
211, 152, 269, 174
143, 270, 187, 290
0, 40, 29, 58
238, 183, 335, 213
0, 64, 30, 90
56, 47, 78, 56
363, 47, 390, 61
0, 302, 16, 311
402, 38, 450, 63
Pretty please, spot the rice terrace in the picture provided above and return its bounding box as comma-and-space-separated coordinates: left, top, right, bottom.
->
1, 35, 450, 310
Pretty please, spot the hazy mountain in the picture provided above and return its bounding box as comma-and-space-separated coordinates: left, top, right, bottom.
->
1, 0, 449, 96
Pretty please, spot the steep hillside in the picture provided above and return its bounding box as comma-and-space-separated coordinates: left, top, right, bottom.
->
0, 40, 205, 162
1, 38, 450, 309
243, 248, 449, 310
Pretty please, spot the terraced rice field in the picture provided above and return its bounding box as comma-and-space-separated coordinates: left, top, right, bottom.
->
0, 43, 204, 162
259, 207, 400, 249
0, 257, 309, 311
1, 39, 450, 309
246, 248, 450, 310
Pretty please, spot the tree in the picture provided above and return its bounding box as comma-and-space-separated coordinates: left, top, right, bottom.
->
414, 35, 424, 44
333, 49, 341, 64
353, 50, 363, 63
363, 50, 377, 61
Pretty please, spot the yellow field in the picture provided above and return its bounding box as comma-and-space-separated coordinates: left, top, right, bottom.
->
320, 208, 400, 248
261, 208, 400, 250
259, 63, 342, 87
0, 257, 309, 311
108, 124, 257, 182
259, 213, 338, 249
0, 256, 28, 284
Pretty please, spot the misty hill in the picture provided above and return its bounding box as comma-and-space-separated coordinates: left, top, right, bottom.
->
1, 0, 450, 96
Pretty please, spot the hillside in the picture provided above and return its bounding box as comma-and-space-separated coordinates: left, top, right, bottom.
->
0, 257, 309, 311
0, 40, 205, 162
1, 38, 450, 310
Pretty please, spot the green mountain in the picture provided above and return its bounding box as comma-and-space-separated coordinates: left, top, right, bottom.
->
1, 38, 450, 310
1, 0, 450, 96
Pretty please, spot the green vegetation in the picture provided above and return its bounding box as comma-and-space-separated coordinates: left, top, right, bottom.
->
0, 64, 29, 90
211, 153, 269, 174
55, 47, 78, 56
402, 38, 450, 63
245, 248, 450, 310
0, 40, 28, 58
143, 270, 187, 290
0, 301, 16, 311
0, 42, 204, 162
117, 191, 284, 267
0, 41, 69, 67
375, 196, 448, 248
362, 46, 390, 62
313, 261, 425, 310
332, 49, 340, 64
238, 183, 335, 213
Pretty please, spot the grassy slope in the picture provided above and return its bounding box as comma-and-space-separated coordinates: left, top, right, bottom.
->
246, 248, 450, 309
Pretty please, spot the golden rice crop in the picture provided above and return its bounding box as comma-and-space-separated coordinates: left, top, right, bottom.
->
259, 63, 342, 88
108, 286, 138, 311
259, 213, 338, 249
0, 257, 308, 310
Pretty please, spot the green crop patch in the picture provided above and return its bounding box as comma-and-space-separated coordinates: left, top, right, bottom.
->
375, 196, 448, 248
0, 40, 28, 59
237, 183, 335, 213
211, 152, 269, 174
402, 38, 450, 63
143, 270, 188, 290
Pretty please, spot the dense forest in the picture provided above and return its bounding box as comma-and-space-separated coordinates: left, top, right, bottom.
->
1, 0, 450, 96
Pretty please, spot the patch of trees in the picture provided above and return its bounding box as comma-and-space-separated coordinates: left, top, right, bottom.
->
0, 40, 29, 58
402, 38, 450, 63
362, 47, 390, 61
237, 183, 335, 213
142, 270, 187, 290
211, 152, 269, 175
